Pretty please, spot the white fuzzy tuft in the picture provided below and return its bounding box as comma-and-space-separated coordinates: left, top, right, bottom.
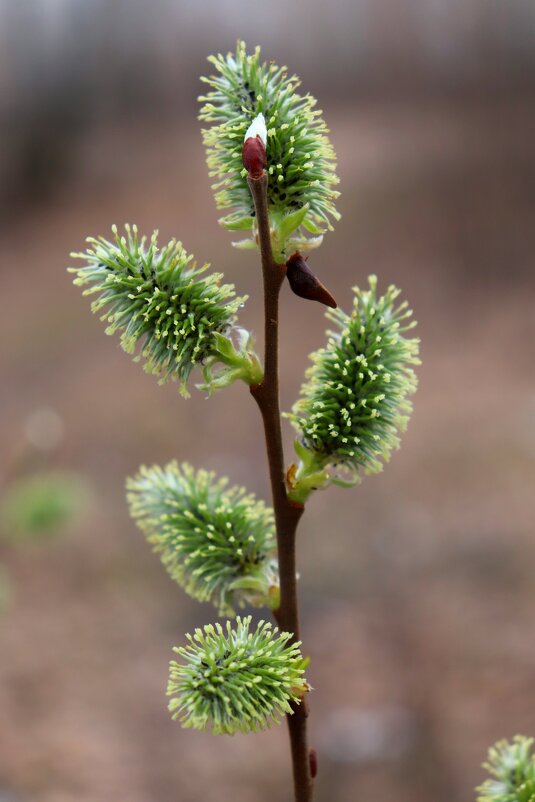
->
244, 113, 267, 145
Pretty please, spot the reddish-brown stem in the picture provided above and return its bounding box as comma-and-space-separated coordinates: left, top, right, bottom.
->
248, 173, 314, 802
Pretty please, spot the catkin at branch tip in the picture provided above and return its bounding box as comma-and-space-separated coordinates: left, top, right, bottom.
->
199, 40, 340, 245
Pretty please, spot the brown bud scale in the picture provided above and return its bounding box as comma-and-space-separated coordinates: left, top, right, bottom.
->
286, 253, 337, 309
242, 136, 266, 180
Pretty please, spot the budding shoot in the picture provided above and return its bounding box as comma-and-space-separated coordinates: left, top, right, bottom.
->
242, 113, 267, 179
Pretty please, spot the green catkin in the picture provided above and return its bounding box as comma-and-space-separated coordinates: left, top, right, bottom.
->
67, 41, 432, 754
126, 462, 278, 615
289, 276, 420, 483
69, 225, 245, 394
168, 616, 308, 735
477, 737, 535, 802
199, 40, 340, 245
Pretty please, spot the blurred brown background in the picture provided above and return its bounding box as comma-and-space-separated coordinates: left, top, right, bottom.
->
1, 2, 535, 801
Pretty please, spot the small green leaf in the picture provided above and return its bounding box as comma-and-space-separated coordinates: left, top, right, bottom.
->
331, 475, 360, 489
205, 328, 263, 391
219, 214, 255, 231
211, 331, 237, 361
276, 204, 310, 241
293, 438, 311, 463
232, 237, 258, 250
286, 234, 324, 252
301, 217, 324, 235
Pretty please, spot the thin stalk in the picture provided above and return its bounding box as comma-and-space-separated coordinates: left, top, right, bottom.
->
248, 173, 314, 802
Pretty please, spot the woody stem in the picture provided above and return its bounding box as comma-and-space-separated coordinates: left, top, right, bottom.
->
248, 172, 314, 802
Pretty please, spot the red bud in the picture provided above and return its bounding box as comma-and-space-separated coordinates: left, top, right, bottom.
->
286, 253, 337, 309
242, 135, 266, 180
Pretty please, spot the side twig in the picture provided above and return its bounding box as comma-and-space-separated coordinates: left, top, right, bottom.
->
248, 173, 314, 802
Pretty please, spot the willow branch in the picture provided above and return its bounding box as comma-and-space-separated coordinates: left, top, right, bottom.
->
248, 173, 314, 802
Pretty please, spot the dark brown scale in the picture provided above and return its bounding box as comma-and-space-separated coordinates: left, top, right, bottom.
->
285, 253, 337, 309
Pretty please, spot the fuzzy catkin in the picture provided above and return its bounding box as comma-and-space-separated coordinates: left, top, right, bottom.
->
477, 737, 535, 802
126, 462, 278, 615
168, 616, 307, 735
199, 40, 340, 239
290, 276, 420, 479
70, 225, 245, 393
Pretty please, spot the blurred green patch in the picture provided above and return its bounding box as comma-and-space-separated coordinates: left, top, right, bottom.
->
0, 471, 89, 542
0, 564, 10, 613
